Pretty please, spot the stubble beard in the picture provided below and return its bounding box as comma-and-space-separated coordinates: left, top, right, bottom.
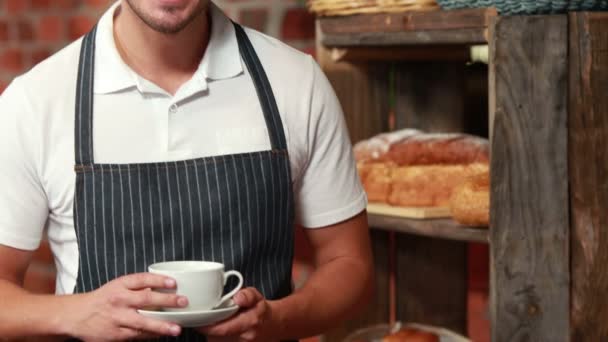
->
125, 0, 205, 35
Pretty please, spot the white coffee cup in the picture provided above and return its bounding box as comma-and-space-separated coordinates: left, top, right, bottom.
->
148, 261, 243, 312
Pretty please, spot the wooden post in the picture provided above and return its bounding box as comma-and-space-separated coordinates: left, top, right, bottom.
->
569, 12, 608, 341
490, 15, 570, 342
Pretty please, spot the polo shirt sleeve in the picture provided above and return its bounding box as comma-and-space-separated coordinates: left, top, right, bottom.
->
0, 78, 48, 250
294, 58, 367, 229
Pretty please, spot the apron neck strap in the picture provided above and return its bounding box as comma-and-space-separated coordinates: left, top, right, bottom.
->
74, 22, 288, 165
233, 23, 287, 151
74, 26, 97, 165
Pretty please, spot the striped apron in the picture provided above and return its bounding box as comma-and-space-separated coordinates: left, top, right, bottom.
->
72, 23, 295, 341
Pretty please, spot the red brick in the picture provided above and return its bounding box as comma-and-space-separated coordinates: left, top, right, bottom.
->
0, 48, 24, 72
281, 8, 315, 40
239, 8, 269, 32
31, 0, 51, 10
6, 0, 28, 13
31, 47, 52, 65
17, 19, 34, 41
55, 0, 81, 10
301, 45, 316, 58
0, 21, 8, 41
68, 15, 96, 40
38, 15, 65, 42
84, 0, 110, 8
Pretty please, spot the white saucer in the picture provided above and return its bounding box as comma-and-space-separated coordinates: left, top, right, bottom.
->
138, 302, 240, 328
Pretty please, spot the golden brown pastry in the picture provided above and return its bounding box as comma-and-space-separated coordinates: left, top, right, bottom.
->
385, 133, 489, 166
450, 170, 490, 227
388, 163, 489, 207
362, 163, 394, 203
353, 130, 488, 166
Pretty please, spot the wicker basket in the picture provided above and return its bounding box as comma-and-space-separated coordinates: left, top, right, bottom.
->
436, 0, 608, 14
308, 0, 440, 16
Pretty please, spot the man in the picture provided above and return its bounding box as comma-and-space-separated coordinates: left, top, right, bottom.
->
0, 0, 372, 341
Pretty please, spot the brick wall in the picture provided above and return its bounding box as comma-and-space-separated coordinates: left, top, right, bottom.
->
0, 0, 316, 93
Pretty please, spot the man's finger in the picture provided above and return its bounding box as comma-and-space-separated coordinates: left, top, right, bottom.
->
233, 287, 264, 308
116, 309, 182, 337
129, 288, 188, 309
120, 272, 177, 290
198, 306, 261, 336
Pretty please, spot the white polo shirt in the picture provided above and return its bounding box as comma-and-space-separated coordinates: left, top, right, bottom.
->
0, 2, 366, 294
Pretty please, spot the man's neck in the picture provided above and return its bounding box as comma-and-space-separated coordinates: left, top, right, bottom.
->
113, 3, 210, 95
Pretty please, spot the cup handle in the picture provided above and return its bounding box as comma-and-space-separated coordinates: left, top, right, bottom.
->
217, 270, 244, 308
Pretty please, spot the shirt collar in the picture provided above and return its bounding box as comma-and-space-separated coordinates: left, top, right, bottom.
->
94, 1, 243, 95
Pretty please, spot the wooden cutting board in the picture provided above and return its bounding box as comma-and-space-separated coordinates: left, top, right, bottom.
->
367, 203, 452, 219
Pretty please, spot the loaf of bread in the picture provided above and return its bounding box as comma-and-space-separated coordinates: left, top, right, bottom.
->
359, 162, 394, 203
388, 163, 488, 207
354, 130, 488, 166
354, 129, 422, 163
450, 170, 490, 227
382, 328, 439, 342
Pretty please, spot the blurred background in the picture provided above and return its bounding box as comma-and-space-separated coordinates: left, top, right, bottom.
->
0, 0, 317, 94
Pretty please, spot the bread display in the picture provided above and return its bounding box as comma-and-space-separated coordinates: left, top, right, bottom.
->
449, 170, 490, 227
354, 130, 488, 166
355, 129, 490, 210
358, 162, 394, 203
389, 163, 488, 207
382, 328, 440, 342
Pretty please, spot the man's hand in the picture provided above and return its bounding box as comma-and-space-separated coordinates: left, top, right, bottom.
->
198, 288, 276, 342
63, 273, 188, 341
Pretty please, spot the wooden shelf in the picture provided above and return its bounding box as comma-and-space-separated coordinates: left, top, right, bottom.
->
319, 8, 496, 47
368, 214, 489, 243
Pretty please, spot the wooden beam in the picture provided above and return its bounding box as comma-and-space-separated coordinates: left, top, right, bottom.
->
368, 216, 489, 243
319, 9, 495, 47
323, 29, 488, 47
569, 12, 608, 341
328, 46, 471, 63
319, 8, 496, 34
489, 15, 570, 342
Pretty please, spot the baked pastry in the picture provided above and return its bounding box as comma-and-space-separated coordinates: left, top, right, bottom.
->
354, 129, 490, 208
354, 129, 488, 166
386, 163, 489, 207
385, 133, 489, 166
382, 328, 440, 342
361, 163, 394, 203
450, 170, 490, 227
353, 129, 422, 163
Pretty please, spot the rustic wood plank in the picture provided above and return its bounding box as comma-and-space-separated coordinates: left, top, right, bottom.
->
569, 12, 608, 342
369, 215, 489, 243
319, 8, 496, 34
323, 29, 488, 47
396, 235, 467, 334
328, 46, 471, 63
489, 15, 569, 342
323, 230, 390, 341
